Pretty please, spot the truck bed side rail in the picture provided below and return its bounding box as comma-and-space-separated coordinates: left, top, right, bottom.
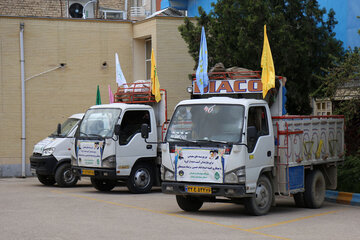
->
272, 115, 344, 194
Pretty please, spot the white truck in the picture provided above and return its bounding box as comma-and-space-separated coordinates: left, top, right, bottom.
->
30, 113, 84, 187
154, 71, 345, 215
71, 83, 167, 193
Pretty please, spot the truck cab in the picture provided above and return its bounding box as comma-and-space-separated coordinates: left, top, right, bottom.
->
161, 97, 274, 211
30, 113, 84, 187
71, 85, 167, 193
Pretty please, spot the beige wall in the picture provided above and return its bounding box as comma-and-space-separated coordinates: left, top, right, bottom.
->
0, 17, 133, 173
133, 19, 155, 81
0, 0, 128, 19
155, 18, 194, 113
0, 16, 194, 176
133, 17, 195, 113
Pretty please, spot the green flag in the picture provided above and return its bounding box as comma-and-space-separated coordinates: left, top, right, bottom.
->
96, 85, 101, 105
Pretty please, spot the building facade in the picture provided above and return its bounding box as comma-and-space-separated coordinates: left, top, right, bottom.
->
0, 15, 194, 177
0, 0, 160, 21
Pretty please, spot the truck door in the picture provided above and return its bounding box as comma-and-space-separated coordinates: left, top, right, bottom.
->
115, 110, 157, 176
246, 105, 274, 192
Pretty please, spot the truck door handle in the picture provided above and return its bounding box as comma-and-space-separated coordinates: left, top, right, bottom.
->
146, 145, 152, 149
267, 151, 271, 157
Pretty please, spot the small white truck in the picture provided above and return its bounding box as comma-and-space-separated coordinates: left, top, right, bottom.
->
155, 71, 345, 215
30, 113, 84, 187
71, 83, 167, 193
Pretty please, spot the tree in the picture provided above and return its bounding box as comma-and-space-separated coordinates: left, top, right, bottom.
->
313, 46, 360, 193
178, 0, 344, 114
313, 48, 360, 154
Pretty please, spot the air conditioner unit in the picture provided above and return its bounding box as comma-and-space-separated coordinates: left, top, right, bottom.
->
68, 0, 95, 19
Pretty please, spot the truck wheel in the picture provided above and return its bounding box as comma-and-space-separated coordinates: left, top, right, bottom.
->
304, 170, 325, 208
176, 195, 203, 212
127, 163, 154, 194
293, 192, 307, 208
55, 163, 79, 187
91, 177, 116, 192
244, 175, 273, 216
37, 174, 56, 186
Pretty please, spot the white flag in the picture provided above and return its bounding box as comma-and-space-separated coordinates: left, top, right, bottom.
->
115, 53, 128, 87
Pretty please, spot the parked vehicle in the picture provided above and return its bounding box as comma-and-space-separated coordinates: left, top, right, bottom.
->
71, 83, 167, 193
30, 113, 84, 187
154, 71, 344, 215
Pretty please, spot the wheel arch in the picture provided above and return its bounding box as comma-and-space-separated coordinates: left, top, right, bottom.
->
134, 157, 157, 167
53, 158, 71, 174
304, 164, 337, 189
133, 157, 160, 186
259, 167, 274, 182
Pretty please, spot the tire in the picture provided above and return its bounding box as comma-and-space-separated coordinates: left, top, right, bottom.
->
176, 195, 203, 212
91, 177, 116, 192
127, 163, 154, 194
304, 170, 325, 208
37, 174, 56, 186
293, 192, 307, 208
244, 175, 273, 216
55, 163, 79, 187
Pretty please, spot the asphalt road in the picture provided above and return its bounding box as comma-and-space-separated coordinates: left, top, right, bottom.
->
1, 177, 359, 240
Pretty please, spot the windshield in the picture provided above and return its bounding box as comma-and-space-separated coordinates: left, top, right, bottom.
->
79, 108, 121, 138
50, 118, 80, 137
166, 104, 245, 143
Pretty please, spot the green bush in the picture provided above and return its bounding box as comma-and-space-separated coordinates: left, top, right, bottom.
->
337, 151, 360, 193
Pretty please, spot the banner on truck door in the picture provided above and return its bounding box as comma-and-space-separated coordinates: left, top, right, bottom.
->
174, 147, 226, 183
193, 79, 262, 95
76, 140, 104, 167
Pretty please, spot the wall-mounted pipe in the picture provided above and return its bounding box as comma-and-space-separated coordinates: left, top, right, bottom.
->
20, 23, 26, 178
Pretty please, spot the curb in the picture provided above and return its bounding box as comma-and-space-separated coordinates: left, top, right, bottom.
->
326, 190, 360, 206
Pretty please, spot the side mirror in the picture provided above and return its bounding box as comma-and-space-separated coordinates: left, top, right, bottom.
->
57, 123, 61, 135
141, 123, 149, 139
114, 124, 121, 136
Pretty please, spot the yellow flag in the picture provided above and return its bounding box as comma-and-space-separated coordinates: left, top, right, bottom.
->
261, 25, 275, 99
151, 49, 161, 102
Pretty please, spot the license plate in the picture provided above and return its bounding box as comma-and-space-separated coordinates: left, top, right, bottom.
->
185, 186, 212, 194
82, 169, 95, 176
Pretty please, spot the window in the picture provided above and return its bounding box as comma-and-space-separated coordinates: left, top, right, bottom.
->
119, 110, 150, 145
145, 39, 151, 80
79, 108, 121, 138
131, 0, 144, 7
247, 106, 269, 152
166, 104, 245, 143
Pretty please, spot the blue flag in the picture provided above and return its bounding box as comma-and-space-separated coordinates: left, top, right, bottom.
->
196, 26, 209, 95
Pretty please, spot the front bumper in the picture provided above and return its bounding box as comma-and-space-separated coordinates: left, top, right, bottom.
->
162, 181, 246, 198
72, 166, 117, 179
30, 154, 57, 175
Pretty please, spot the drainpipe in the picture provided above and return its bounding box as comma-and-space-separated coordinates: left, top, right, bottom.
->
125, 0, 128, 20
20, 23, 26, 178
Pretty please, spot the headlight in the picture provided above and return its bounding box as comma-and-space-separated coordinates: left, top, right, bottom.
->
224, 167, 246, 184
42, 147, 55, 156
161, 165, 174, 181
102, 155, 116, 168
224, 172, 238, 183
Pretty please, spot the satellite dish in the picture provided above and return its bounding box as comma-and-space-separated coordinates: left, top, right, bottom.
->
69, 3, 84, 18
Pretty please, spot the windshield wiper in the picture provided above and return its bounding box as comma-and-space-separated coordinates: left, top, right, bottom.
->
169, 137, 197, 143
79, 131, 89, 137
87, 133, 103, 138
195, 139, 229, 144
79, 131, 103, 139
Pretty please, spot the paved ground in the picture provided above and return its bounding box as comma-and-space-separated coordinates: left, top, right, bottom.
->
1, 177, 360, 240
